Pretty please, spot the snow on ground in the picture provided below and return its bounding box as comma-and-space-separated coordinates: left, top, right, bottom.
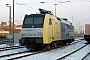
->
11, 44, 86, 60
0, 47, 27, 56
84, 53, 90, 60
0, 44, 10, 48
0, 44, 19, 48
0, 44, 28, 58
0, 39, 89, 60
63, 45, 90, 60
76, 39, 87, 44
2, 52, 35, 60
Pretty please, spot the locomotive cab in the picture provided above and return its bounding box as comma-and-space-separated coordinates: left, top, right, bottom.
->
20, 14, 46, 50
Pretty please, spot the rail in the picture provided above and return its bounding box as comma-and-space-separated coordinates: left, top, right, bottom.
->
57, 44, 87, 60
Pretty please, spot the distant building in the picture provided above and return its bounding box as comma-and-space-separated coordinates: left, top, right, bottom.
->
1, 21, 7, 28
0, 28, 9, 37
0, 24, 1, 28
0, 21, 22, 37
16, 25, 22, 30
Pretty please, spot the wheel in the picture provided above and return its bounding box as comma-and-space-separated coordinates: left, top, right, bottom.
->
54, 43, 57, 48
20, 43, 25, 46
51, 42, 57, 48
46, 44, 50, 50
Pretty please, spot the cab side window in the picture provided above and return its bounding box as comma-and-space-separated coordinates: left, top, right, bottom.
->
49, 18, 52, 25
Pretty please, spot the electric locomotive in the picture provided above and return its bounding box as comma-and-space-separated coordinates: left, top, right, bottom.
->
19, 8, 75, 50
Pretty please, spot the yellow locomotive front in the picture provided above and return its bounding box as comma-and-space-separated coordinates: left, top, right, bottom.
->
20, 14, 46, 50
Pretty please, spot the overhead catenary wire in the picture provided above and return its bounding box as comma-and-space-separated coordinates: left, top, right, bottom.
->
54, 0, 78, 26
59, 4, 73, 16
54, 0, 90, 16
66, 1, 90, 22
15, 1, 39, 17
15, 1, 37, 11
54, 0, 73, 16
25, 5, 37, 11
14, 2, 26, 14
1, 1, 90, 24
70, 3, 83, 20
0, 4, 24, 24
72, 7, 90, 15
15, 1, 58, 12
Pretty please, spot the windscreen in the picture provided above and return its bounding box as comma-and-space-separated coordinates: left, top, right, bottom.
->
22, 14, 45, 28
34, 17, 44, 24
24, 18, 33, 24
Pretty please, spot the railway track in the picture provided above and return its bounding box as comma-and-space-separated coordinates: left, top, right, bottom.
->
5, 46, 62, 60
5, 39, 83, 60
0, 47, 63, 60
0, 50, 32, 58
0, 39, 85, 60
81, 52, 90, 60
7, 51, 44, 60
0, 46, 24, 51
57, 44, 88, 60
0, 46, 24, 49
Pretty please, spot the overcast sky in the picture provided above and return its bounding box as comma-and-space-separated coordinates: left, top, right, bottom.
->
0, 0, 90, 32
